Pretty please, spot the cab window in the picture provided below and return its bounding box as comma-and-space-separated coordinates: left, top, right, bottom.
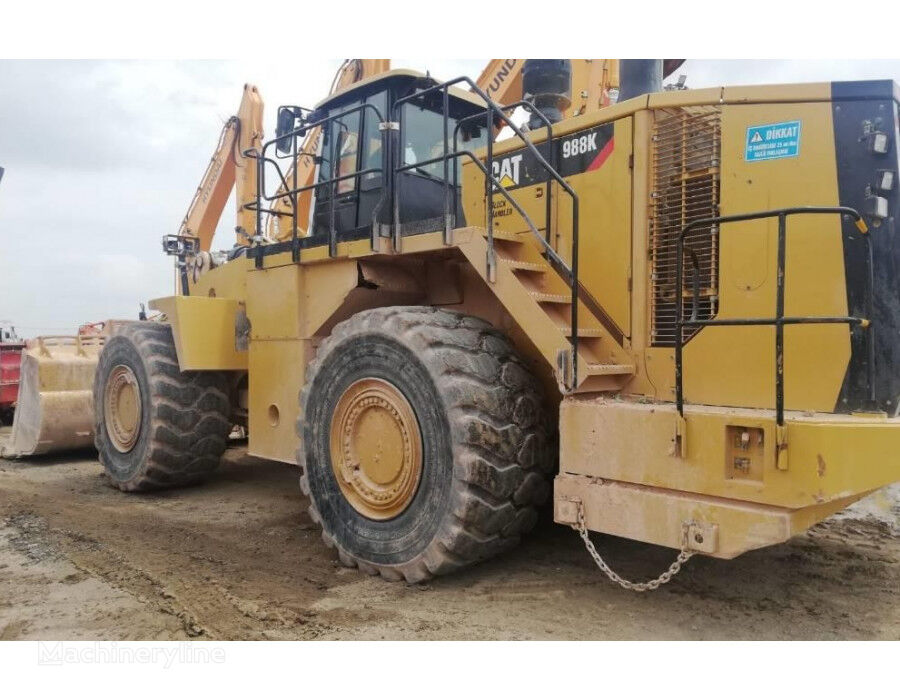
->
319, 100, 361, 195
400, 96, 486, 183
360, 90, 387, 188
402, 100, 449, 180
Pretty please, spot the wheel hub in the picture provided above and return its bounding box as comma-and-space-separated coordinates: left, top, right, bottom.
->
104, 364, 142, 453
329, 378, 423, 520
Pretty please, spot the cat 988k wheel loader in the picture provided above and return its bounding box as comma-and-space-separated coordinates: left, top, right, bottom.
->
90, 59, 900, 586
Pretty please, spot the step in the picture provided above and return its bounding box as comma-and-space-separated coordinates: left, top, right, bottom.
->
584, 362, 636, 376
530, 291, 570, 304
498, 258, 548, 272
486, 230, 525, 243
559, 326, 606, 338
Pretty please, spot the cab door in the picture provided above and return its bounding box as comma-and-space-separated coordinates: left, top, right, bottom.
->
313, 100, 361, 238
312, 91, 390, 241
356, 90, 388, 231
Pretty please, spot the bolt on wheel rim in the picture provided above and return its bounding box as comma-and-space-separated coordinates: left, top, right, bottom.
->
329, 378, 423, 520
104, 364, 142, 453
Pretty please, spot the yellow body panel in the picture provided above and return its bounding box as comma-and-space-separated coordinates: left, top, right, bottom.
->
244, 260, 359, 464
683, 101, 849, 412
149, 296, 248, 371
646, 86, 724, 109
189, 253, 251, 300
721, 82, 831, 104
246, 339, 307, 464
557, 117, 633, 334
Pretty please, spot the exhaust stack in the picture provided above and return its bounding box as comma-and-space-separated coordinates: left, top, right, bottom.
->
618, 59, 663, 102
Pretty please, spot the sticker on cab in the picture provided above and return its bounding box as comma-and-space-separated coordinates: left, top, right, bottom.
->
745, 120, 802, 162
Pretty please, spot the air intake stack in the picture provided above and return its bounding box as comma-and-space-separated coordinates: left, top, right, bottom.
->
522, 59, 572, 129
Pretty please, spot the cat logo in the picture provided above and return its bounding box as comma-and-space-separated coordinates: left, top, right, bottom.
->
492, 154, 523, 189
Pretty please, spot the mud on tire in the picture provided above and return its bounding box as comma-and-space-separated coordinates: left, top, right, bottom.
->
93, 322, 231, 492
298, 306, 554, 583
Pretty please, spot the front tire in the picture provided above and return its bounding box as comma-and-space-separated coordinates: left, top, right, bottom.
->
93, 322, 231, 492
298, 307, 553, 583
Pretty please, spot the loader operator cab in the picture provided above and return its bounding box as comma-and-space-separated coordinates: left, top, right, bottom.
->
274, 70, 488, 245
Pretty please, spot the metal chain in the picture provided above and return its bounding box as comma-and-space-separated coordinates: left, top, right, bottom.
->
573, 502, 694, 592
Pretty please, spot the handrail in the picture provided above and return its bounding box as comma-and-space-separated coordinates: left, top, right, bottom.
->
250, 102, 388, 263
394, 148, 571, 271
391, 76, 581, 387
674, 206, 872, 426
454, 100, 556, 244
244, 76, 586, 389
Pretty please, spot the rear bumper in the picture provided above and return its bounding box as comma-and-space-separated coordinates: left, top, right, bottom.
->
555, 397, 900, 557
554, 474, 871, 558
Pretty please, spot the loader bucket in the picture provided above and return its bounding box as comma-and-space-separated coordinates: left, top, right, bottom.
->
1, 335, 104, 458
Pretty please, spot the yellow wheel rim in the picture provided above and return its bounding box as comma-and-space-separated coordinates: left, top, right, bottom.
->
329, 378, 423, 520
104, 364, 142, 453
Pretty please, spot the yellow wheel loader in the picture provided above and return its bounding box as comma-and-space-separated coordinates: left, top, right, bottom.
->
0, 58, 624, 461
90, 60, 900, 586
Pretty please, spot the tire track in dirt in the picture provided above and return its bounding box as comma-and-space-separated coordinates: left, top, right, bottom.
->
1, 443, 898, 640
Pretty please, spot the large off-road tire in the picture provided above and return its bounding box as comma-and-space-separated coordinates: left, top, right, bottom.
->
298, 306, 553, 583
93, 322, 231, 492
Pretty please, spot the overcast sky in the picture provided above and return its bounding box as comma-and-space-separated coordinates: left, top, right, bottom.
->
2, 59, 900, 336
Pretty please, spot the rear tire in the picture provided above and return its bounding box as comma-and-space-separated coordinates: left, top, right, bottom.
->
93, 322, 231, 492
298, 306, 553, 583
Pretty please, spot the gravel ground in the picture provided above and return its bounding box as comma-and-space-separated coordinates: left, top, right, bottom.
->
0, 429, 897, 640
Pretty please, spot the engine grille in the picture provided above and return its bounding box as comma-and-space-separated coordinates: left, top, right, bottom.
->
649, 106, 721, 347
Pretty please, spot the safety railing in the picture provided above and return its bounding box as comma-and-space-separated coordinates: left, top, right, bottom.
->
675, 206, 873, 426
391, 76, 583, 386
242, 76, 586, 388
244, 101, 389, 265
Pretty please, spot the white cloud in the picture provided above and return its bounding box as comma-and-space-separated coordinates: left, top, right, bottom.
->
1, 59, 899, 336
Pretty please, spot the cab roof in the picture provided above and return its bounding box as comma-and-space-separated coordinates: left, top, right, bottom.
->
316, 68, 487, 111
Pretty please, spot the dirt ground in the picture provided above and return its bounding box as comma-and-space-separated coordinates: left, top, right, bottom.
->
1, 426, 898, 640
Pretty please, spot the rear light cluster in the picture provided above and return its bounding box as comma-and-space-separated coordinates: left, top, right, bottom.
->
862, 122, 895, 221
866, 194, 889, 220
867, 130, 890, 154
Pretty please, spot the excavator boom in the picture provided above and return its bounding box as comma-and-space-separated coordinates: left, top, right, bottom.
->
477, 58, 621, 116
178, 84, 264, 251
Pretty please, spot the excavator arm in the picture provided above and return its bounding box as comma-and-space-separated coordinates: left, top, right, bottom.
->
476, 59, 621, 116
177, 83, 264, 252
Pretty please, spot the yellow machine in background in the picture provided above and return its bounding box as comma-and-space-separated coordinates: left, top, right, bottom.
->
89, 60, 900, 587
1, 335, 103, 457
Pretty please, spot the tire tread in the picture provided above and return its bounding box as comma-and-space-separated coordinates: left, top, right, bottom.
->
298, 306, 553, 583
94, 322, 230, 492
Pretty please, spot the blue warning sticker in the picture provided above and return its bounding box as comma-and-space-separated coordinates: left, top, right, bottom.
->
745, 120, 802, 162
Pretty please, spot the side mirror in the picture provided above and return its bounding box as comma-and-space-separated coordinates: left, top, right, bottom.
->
276, 107, 298, 155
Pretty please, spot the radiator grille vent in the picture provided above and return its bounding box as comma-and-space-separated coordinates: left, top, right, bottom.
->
649, 106, 721, 347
